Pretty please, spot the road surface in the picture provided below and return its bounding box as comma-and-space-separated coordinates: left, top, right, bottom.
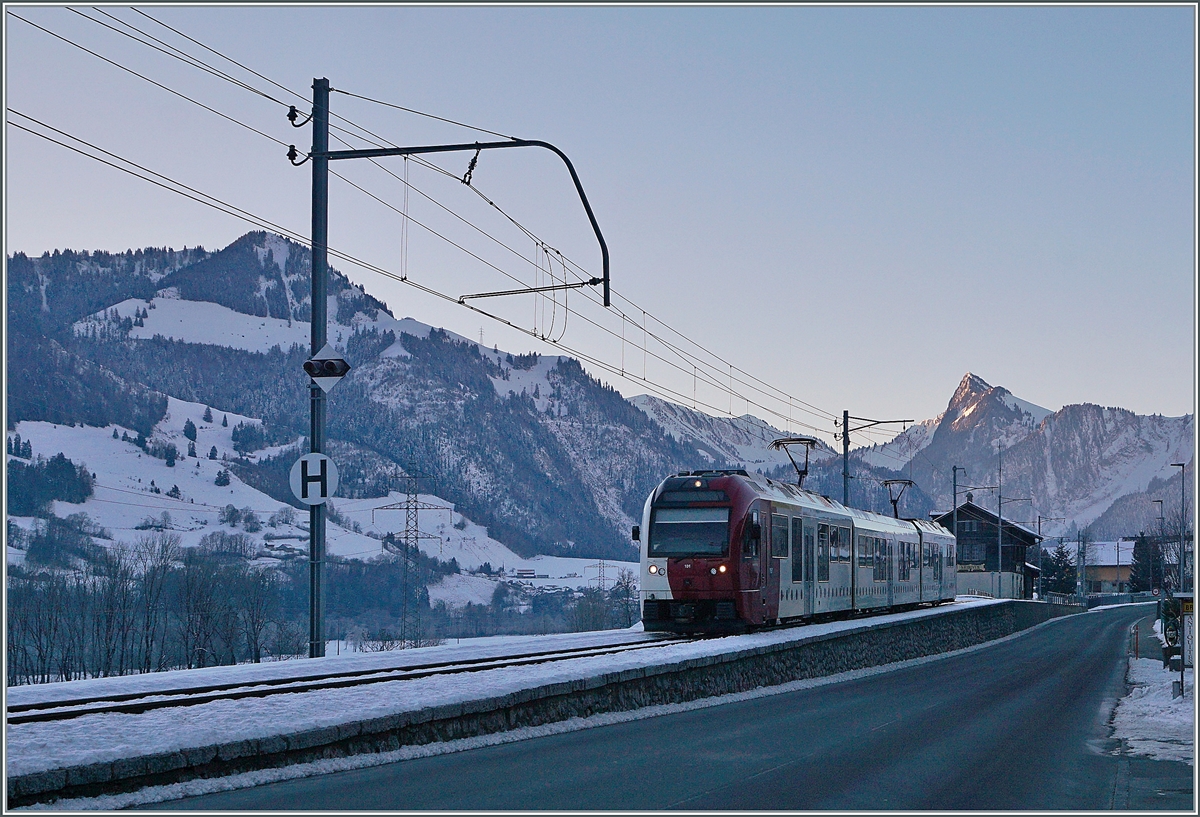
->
155, 604, 1192, 810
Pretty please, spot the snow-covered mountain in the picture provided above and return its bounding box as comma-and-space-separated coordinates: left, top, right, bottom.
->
8, 232, 702, 564
8, 233, 1191, 560
627, 394, 837, 473
855, 373, 1193, 537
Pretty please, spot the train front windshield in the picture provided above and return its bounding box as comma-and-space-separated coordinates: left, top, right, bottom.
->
648, 507, 730, 556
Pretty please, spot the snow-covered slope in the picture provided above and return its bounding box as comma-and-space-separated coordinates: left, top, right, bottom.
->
856, 415, 941, 470
628, 394, 836, 473
7, 412, 381, 561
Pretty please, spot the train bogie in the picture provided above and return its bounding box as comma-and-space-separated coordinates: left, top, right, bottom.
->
639, 470, 957, 634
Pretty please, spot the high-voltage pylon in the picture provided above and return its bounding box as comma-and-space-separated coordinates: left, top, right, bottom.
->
376, 475, 447, 648
587, 558, 609, 592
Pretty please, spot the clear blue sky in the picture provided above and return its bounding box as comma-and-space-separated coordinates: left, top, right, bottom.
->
5, 5, 1195, 446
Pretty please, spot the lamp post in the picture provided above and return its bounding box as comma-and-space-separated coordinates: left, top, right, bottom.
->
1153, 498, 1166, 592
1172, 462, 1188, 594
1172, 462, 1187, 697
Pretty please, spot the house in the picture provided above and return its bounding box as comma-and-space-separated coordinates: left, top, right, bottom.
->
1078, 540, 1136, 594
933, 493, 1041, 599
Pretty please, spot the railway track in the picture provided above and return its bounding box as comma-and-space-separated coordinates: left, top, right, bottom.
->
6, 637, 689, 726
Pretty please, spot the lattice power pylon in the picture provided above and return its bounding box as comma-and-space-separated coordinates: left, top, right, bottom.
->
375, 475, 448, 648
587, 558, 609, 592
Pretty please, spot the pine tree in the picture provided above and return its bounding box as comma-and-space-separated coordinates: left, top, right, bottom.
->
113, 428, 120, 439
164, 444, 177, 467
215, 469, 231, 487
203, 406, 213, 423
1130, 533, 1160, 592
183, 419, 197, 442
21, 439, 32, 458
208, 445, 218, 460
188, 440, 197, 458
1043, 542, 1077, 594
222, 415, 229, 427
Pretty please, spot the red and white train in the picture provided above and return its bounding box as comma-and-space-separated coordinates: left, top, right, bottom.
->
637, 469, 956, 633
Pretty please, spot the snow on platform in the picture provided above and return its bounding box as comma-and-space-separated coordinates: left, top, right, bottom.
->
5, 598, 1007, 781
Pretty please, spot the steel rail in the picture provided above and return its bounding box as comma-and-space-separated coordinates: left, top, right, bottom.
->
7, 637, 688, 726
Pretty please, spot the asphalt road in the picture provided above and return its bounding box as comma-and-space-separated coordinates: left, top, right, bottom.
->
154, 604, 1193, 810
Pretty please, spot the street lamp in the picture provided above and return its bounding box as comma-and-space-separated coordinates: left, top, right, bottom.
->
1153, 498, 1166, 592
1172, 462, 1187, 697
1173, 463, 1188, 595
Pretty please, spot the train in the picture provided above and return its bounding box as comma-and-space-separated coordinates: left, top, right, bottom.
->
636, 469, 956, 634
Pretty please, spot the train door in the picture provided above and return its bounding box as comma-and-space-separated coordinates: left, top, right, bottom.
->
886, 538, 895, 606
803, 519, 816, 616
766, 511, 786, 622
740, 505, 764, 624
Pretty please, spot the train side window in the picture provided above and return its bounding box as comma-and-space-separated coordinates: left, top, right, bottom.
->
817, 523, 830, 581
791, 517, 804, 582
898, 541, 910, 581
858, 534, 873, 569
873, 537, 886, 581
770, 513, 789, 558
838, 526, 851, 563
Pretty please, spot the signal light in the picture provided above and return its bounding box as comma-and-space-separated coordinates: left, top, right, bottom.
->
303, 346, 352, 393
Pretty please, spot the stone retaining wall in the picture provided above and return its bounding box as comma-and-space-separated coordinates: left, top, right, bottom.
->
7, 599, 1082, 807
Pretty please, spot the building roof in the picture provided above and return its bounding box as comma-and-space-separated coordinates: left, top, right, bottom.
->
932, 500, 1041, 544
1076, 540, 1138, 568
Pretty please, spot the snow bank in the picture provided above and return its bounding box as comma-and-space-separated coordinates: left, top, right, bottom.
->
1111, 658, 1194, 765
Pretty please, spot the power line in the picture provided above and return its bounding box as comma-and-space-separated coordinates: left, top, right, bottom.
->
7, 11, 290, 149
331, 88, 517, 141
10, 14, 877, 443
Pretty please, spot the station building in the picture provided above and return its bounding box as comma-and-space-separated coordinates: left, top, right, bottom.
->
933, 494, 1041, 599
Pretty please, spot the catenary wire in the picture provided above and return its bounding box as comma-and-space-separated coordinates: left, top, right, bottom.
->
23, 8, 843, 433
6, 115, 789, 435
10, 16, 881, 443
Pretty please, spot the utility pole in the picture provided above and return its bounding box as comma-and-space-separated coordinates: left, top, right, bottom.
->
289, 78, 610, 658
997, 442, 1003, 598
1077, 531, 1087, 605
1036, 515, 1064, 599
308, 77, 330, 659
836, 412, 913, 506
952, 465, 964, 559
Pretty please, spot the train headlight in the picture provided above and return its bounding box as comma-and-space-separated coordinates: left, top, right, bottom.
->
710, 567, 717, 575
718, 564, 727, 573
648, 564, 659, 574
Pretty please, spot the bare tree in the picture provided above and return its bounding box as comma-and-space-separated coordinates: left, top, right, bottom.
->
174, 548, 221, 668
91, 544, 136, 677
241, 567, 278, 663
133, 533, 179, 673
610, 568, 639, 628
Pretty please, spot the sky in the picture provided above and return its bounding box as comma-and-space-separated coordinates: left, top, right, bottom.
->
5, 5, 1196, 448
